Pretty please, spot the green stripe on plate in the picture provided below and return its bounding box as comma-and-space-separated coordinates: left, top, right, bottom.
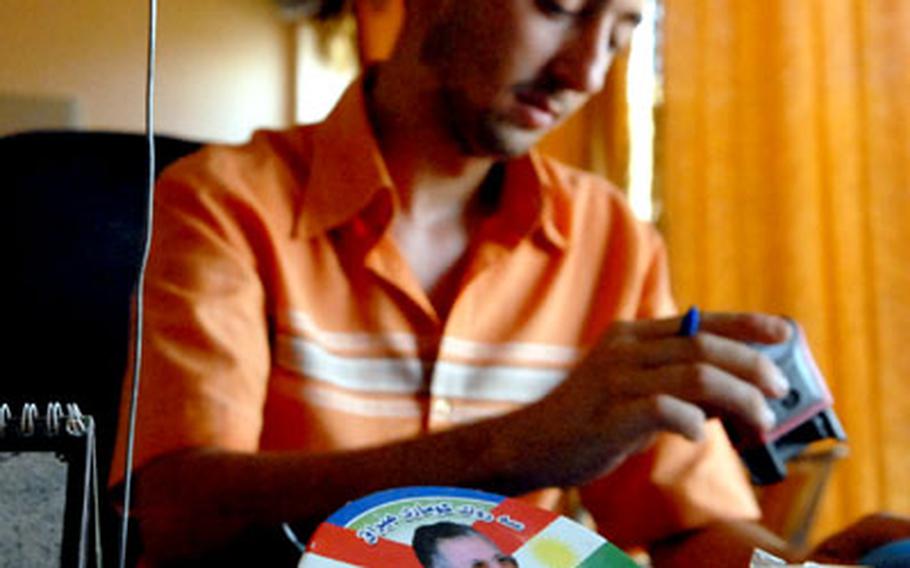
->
577, 542, 639, 567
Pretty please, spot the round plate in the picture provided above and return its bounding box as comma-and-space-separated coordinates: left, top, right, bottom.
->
299, 486, 636, 567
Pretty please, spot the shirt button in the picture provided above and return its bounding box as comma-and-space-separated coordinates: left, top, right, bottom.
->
432, 398, 453, 417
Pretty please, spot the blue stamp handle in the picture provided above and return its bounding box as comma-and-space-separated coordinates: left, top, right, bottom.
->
678, 306, 701, 337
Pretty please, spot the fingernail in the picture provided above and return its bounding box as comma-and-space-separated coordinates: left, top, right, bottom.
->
772, 369, 790, 397
762, 406, 777, 430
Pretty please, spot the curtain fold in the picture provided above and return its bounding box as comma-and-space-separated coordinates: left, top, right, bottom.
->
661, 0, 909, 541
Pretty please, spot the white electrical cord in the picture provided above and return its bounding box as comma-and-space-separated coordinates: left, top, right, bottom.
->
118, 1, 158, 566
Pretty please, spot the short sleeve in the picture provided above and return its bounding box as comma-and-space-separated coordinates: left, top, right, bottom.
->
109, 151, 272, 487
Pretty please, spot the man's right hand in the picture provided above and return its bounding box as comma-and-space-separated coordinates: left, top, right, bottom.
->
510, 312, 792, 487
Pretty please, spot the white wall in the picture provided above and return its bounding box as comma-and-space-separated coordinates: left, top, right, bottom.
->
294, 13, 359, 124
1, 0, 294, 142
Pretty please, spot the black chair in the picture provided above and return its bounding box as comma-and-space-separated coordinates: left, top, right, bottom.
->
6, 130, 202, 564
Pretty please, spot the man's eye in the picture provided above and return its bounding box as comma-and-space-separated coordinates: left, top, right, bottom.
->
537, 0, 584, 17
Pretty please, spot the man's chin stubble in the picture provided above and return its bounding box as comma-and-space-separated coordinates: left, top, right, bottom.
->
461, 117, 543, 158
438, 87, 542, 158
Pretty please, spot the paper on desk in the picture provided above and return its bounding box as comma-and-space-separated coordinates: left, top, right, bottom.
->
751, 548, 867, 567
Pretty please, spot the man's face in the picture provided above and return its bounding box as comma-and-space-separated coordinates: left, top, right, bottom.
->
420, 0, 644, 157
434, 534, 518, 568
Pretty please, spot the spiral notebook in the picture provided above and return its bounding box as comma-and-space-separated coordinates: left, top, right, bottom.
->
0, 402, 99, 568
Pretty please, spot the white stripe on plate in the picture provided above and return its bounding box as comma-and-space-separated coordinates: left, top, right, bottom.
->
512, 516, 608, 567
298, 553, 357, 568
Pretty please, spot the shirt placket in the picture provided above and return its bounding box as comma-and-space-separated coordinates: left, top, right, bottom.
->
425, 237, 514, 432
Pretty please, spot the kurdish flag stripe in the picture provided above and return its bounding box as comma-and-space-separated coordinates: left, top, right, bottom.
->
305, 522, 419, 566
489, 496, 560, 546
511, 516, 635, 568
577, 542, 640, 568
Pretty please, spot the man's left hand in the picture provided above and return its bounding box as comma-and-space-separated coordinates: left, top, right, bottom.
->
808, 512, 910, 564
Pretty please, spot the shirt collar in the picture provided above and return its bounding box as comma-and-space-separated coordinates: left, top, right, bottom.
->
501, 150, 570, 251
295, 76, 570, 251
294, 75, 395, 239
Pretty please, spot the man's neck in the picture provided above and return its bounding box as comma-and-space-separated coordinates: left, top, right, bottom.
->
368, 62, 496, 220
366, 63, 505, 312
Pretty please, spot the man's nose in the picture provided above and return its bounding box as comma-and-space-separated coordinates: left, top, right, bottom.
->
549, 16, 614, 94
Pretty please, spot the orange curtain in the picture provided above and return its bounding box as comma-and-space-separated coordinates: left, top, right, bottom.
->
661, 0, 910, 542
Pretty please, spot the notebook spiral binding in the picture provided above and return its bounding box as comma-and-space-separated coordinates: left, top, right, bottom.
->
0, 401, 89, 439
0, 401, 100, 568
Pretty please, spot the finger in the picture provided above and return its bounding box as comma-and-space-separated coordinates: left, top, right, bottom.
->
700, 312, 792, 344
615, 312, 791, 344
624, 332, 790, 398
619, 394, 708, 443
627, 363, 777, 433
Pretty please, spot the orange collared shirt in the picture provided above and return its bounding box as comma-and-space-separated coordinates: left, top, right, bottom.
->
112, 79, 759, 549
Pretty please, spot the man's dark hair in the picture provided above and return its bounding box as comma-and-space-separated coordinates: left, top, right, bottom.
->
412, 521, 490, 568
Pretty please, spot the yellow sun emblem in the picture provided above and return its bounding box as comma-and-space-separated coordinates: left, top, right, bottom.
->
529, 538, 579, 567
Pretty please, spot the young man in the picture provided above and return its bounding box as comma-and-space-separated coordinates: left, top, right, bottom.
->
112, 0, 907, 565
